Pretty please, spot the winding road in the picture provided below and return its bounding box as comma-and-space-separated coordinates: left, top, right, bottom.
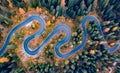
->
0, 15, 119, 58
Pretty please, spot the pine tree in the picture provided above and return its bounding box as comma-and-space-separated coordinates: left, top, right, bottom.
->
87, 4, 92, 13
0, 14, 13, 26
11, 0, 19, 7
0, 28, 3, 42
0, 5, 12, 17
38, 1, 42, 7
41, 0, 46, 6
80, 0, 86, 10
77, 9, 81, 16
55, 5, 60, 17
77, 7, 84, 16
61, 7, 66, 15
109, 0, 116, 5
71, 11, 76, 19
50, 6, 54, 12
51, 9, 55, 15
68, 9, 74, 18
104, 5, 114, 15
1, 0, 9, 7
78, 0, 86, 15
98, 0, 104, 10
29, 0, 39, 8
18, 1, 26, 8
84, 0, 94, 7
68, 0, 74, 8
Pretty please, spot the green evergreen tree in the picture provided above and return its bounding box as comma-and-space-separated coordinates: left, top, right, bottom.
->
1, 0, 9, 7
0, 5, 13, 17
61, 7, 66, 15
38, 1, 42, 7
84, 0, 94, 7
50, 6, 54, 12
68, 0, 74, 8
29, 0, 39, 8
87, 4, 92, 13
0, 14, 13, 26
91, 3, 94, 11
0, 28, 3, 42
51, 9, 56, 15
11, 0, 25, 8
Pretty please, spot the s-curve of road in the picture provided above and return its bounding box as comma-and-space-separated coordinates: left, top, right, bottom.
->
0, 15, 120, 58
